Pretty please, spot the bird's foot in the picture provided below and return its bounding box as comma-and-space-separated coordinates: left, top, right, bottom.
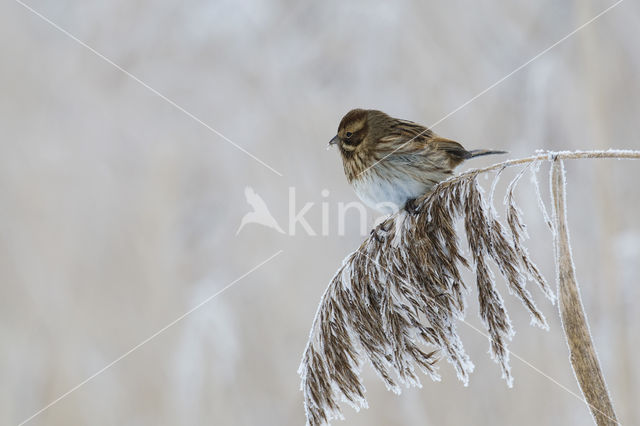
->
404, 198, 420, 215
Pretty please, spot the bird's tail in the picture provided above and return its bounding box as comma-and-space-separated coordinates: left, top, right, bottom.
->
467, 149, 507, 159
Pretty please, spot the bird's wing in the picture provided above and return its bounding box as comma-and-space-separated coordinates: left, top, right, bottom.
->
376, 120, 470, 169
429, 137, 472, 161
377, 119, 465, 153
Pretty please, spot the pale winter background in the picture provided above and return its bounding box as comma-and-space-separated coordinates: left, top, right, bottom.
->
1, 0, 639, 425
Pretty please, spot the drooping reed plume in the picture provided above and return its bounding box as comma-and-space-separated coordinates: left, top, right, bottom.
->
299, 150, 639, 426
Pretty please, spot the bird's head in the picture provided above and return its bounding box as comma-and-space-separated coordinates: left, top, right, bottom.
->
329, 109, 372, 155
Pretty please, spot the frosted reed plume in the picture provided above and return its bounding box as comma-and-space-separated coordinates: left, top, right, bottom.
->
299, 150, 640, 426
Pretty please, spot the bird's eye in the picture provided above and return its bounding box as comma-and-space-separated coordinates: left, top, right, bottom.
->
345, 132, 353, 138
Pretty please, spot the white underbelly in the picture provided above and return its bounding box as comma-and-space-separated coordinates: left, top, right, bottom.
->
352, 174, 430, 213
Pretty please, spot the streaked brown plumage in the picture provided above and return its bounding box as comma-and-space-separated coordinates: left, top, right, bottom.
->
329, 109, 505, 213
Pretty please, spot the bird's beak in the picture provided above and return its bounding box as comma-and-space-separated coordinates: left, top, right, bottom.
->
328, 135, 339, 146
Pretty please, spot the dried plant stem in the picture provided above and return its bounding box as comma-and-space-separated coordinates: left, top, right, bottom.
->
439, 149, 640, 191
550, 158, 618, 426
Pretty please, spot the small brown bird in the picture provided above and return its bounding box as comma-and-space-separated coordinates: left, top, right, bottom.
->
329, 109, 505, 214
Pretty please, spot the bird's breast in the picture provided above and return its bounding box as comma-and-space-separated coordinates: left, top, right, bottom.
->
351, 169, 433, 214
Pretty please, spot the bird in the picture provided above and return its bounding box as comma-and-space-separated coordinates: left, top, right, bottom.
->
329, 108, 505, 214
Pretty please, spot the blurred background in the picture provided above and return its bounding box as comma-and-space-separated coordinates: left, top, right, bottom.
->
1, 0, 639, 425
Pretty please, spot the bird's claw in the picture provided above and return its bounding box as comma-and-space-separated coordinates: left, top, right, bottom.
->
404, 198, 420, 215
